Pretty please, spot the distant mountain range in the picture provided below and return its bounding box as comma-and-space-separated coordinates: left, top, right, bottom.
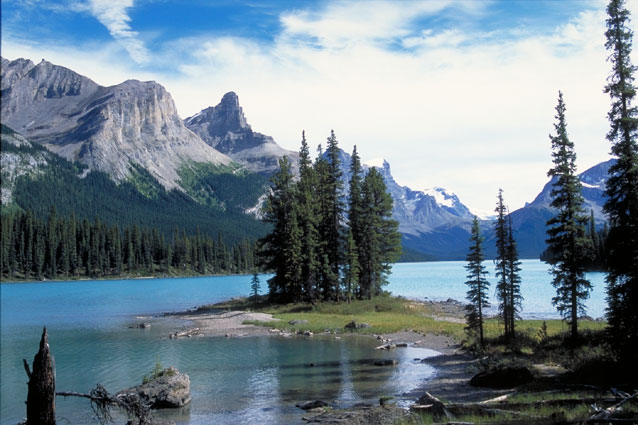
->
1, 57, 611, 261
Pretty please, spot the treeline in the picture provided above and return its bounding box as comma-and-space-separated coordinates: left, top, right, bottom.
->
1, 128, 268, 247
1, 208, 258, 280
259, 131, 402, 304
540, 210, 609, 271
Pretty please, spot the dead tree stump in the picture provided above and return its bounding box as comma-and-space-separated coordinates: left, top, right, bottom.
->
24, 327, 56, 425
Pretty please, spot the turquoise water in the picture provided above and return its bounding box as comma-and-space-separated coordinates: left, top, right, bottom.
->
1, 260, 607, 424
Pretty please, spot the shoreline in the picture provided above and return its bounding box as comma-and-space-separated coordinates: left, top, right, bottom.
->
166, 303, 509, 407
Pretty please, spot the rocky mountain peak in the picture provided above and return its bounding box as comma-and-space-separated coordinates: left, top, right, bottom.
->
1, 57, 233, 190
185, 92, 298, 175
1, 57, 35, 91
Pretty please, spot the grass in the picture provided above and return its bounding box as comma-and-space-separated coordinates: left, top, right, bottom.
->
213, 294, 607, 347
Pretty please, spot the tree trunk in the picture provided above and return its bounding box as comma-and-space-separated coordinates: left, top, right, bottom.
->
25, 327, 56, 425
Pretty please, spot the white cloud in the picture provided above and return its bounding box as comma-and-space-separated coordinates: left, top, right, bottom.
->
86, 0, 149, 64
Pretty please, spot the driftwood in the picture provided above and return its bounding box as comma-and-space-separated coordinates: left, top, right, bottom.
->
57, 384, 153, 425
590, 391, 638, 421
169, 327, 199, 339
413, 389, 638, 425
24, 327, 56, 425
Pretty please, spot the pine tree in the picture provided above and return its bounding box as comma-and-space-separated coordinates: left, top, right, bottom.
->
545, 91, 592, 339
506, 213, 522, 337
322, 130, 346, 301
465, 216, 489, 346
493, 189, 512, 339
358, 167, 401, 299
348, 146, 364, 299
603, 0, 638, 359
259, 156, 303, 302
297, 132, 320, 303
251, 272, 261, 299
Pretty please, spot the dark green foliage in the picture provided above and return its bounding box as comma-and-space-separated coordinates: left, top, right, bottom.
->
604, 0, 638, 361
317, 131, 346, 301
465, 216, 490, 346
250, 272, 261, 298
0, 209, 259, 280
545, 91, 592, 339
257, 131, 401, 305
297, 132, 320, 303
358, 168, 402, 299
2, 136, 268, 246
493, 190, 522, 341
259, 157, 303, 302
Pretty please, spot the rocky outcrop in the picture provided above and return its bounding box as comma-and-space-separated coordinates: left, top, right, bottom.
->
185, 92, 299, 175
1, 125, 50, 204
1, 57, 233, 191
118, 367, 191, 409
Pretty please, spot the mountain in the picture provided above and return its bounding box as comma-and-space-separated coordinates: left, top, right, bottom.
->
332, 149, 475, 260
0, 124, 268, 244
1, 57, 233, 191
185, 92, 299, 175
491, 160, 613, 259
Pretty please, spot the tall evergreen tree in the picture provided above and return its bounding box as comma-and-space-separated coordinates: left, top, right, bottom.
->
506, 213, 523, 337
603, 0, 638, 359
297, 132, 320, 303
465, 216, 489, 346
347, 146, 364, 298
493, 189, 512, 339
545, 91, 592, 339
259, 156, 303, 302
317, 131, 345, 301
358, 168, 401, 299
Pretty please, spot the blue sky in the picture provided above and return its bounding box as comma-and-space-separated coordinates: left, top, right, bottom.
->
1, 0, 632, 215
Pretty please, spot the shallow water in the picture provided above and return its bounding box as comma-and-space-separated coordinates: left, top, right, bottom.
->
1, 259, 606, 424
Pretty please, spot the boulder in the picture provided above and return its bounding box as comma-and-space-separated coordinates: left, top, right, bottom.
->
344, 321, 371, 330
289, 319, 309, 325
118, 367, 191, 409
469, 366, 533, 389
129, 323, 151, 329
296, 400, 329, 410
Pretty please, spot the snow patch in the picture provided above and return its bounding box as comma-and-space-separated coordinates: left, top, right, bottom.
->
424, 187, 455, 208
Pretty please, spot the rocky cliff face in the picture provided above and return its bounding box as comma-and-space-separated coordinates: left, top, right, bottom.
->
1, 124, 51, 205
1, 57, 233, 190
185, 92, 299, 174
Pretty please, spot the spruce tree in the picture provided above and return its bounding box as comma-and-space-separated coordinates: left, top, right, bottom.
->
545, 91, 592, 339
348, 146, 364, 298
251, 272, 261, 299
603, 0, 638, 360
259, 156, 303, 302
494, 189, 512, 339
297, 132, 320, 303
358, 167, 401, 299
506, 213, 522, 337
316, 131, 345, 301
465, 216, 489, 346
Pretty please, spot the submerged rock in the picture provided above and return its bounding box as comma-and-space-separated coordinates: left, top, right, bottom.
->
373, 359, 397, 366
296, 400, 329, 410
118, 367, 191, 409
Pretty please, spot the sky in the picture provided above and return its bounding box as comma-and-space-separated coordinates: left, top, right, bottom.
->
2, 0, 635, 216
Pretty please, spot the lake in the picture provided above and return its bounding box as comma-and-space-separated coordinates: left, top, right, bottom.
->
0, 259, 607, 424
